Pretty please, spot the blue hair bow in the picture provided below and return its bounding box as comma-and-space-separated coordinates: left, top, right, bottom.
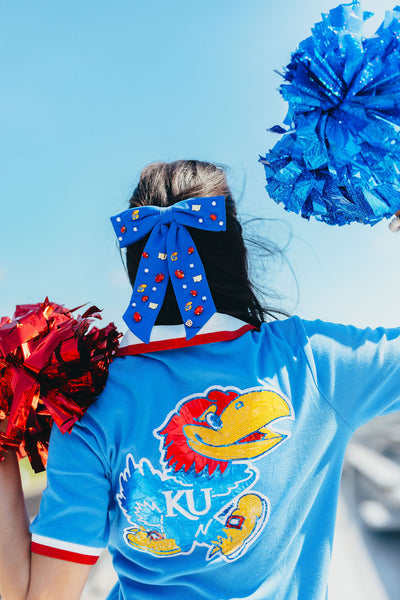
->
110, 196, 226, 343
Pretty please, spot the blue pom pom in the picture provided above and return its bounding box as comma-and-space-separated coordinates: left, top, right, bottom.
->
260, 2, 400, 225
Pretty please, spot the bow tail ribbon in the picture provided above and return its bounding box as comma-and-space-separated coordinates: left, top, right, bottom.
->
123, 222, 216, 342
167, 222, 216, 340
123, 224, 170, 343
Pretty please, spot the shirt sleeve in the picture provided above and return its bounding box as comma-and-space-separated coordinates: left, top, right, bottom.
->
30, 410, 111, 565
294, 318, 400, 431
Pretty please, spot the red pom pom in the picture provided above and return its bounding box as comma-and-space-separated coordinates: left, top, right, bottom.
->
0, 299, 121, 472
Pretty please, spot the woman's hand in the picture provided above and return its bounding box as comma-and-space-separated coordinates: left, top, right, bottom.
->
389, 210, 400, 232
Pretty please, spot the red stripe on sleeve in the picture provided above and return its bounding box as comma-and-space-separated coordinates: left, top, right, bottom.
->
31, 541, 100, 565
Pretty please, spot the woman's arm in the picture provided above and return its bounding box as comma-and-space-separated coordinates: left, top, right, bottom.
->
0, 448, 31, 600
26, 554, 92, 600
0, 428, 92, 600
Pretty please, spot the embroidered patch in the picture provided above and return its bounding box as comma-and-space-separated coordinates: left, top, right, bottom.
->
116, 385, 294, 563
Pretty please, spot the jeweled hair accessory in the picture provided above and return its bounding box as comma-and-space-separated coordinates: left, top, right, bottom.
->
110, 197, 226, 343
260, 2, 400, 226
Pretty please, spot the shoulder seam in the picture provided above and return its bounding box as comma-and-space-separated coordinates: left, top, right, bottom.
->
292, 317, 355, 433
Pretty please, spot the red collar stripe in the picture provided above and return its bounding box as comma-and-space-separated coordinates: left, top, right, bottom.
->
116, 323, 255, 356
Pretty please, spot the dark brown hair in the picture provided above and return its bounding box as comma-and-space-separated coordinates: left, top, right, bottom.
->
126, 160, 281, 328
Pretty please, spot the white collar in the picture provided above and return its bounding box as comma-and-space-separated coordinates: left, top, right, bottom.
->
117, 313, 255, 356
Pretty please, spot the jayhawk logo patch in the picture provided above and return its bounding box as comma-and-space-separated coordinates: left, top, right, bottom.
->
116, 386, 294, 562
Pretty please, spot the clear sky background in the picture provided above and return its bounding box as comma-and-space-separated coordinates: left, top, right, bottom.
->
1, 0, 400, 333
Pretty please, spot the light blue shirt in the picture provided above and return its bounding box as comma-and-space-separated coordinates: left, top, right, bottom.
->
31, 314, 400, 599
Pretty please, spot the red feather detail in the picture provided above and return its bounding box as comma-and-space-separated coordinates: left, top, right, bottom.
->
159, 390, 239, 476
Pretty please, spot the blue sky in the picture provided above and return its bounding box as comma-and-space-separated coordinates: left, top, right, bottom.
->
1, 0, 399, 332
